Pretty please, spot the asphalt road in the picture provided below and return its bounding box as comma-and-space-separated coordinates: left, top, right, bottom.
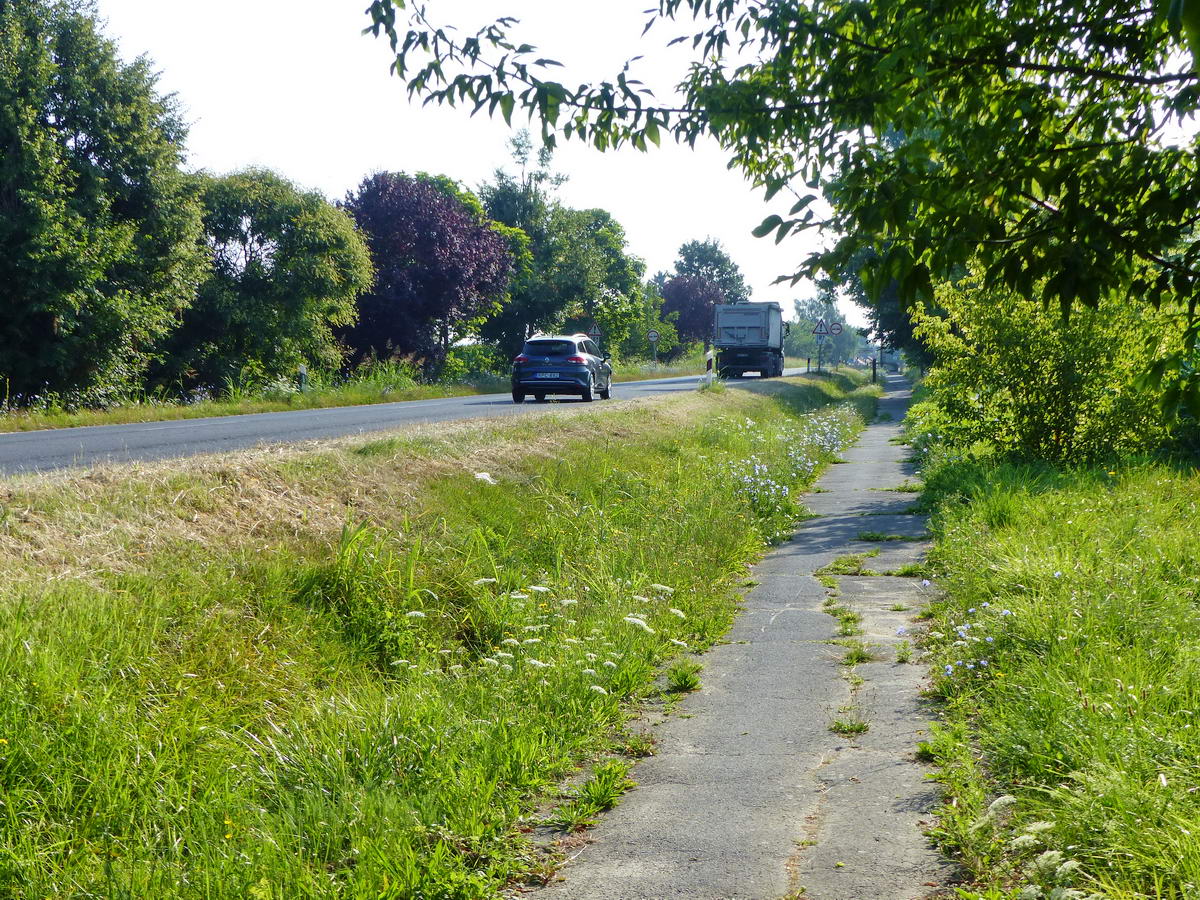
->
0, 370, 806, 475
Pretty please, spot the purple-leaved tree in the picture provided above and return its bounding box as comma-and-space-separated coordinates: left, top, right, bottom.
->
341, 172, 514, 371
661, 276, 725, 346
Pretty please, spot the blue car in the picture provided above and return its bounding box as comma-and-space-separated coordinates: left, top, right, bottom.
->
511, 334, 613, 403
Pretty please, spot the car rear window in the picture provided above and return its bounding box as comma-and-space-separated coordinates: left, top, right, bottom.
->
523, 340, 576, 357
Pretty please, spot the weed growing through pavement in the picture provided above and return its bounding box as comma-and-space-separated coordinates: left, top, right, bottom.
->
666, 660, 704, 693
816, 550, 880, 576
839, 640, 876, 665
619, 732, 656, 758
829, 717, 870, 736
855, 531, 926, 542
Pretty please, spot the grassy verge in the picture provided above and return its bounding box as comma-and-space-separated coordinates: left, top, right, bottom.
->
0, 376, 874, 897
0, 365, 507, 433
917, 455, 1200, 899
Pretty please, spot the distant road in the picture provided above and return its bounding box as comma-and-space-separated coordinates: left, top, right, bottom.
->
0, 370, 806, 475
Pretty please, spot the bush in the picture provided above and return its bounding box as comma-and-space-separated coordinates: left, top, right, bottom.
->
910, 270, 1174, 461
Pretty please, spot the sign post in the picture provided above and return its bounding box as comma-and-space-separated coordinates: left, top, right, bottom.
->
647, 329, 660, 367
812, 320, 830, 373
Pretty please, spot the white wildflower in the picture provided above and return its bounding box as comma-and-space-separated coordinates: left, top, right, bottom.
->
501, 638, 520, 647
589, 685, 608, 695
405, 610, 426, 619
582, 668, 597, 676
603, 660, 618, 668
522, 638, 542, 645
986, 795, 1018, 817
650, 583, 675, 594
1032, 851, 1065, 878
1055, 860, 1082, 883
565, 638, 581, 645
527, 659, 551, 668
669, 639, 688, 648
501, 664, 512, 672
474, 472, 498, 485
632, 595, 651, 603
473, 577, 498, 585
482, 658, 499, 667
529, 585, 551, 593
495, 651, 514, 659
510, 592, 530, 600
624, 615, 656, 634
669, 608, 686, 619
1009, 834, 1041, 851
1023, 821, 1055, 834
560, 599, 578, 606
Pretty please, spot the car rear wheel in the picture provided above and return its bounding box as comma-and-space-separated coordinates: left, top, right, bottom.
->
580, 378, 595, 402
599, 379, 611, 400
512, 390, 525, 404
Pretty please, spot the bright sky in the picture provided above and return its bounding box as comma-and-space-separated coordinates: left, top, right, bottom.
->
95, 0, 867, 327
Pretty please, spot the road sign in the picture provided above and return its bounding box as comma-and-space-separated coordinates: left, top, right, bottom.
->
815, 333, 827, 344
587, 328, 601, 342
812, 319, 829, 335
830, 322, 843, 336
647, 329, 660, 343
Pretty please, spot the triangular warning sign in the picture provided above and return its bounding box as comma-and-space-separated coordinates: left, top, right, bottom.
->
812, 319, 829, 335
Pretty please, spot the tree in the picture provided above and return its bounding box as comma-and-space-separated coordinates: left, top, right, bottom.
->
660, 276, 724, 345
0, 0, 204, 401
478, 132, 568, 357
673, 239, 749, 305
785, 292, 857, 362
152, 170, 373, 390
364, 1, 1200, 411
341, 172, 515, 370
619, 279, 680, 361
550, 206, 645, 352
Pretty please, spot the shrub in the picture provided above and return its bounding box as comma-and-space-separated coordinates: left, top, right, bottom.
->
910, 270, 1174, 461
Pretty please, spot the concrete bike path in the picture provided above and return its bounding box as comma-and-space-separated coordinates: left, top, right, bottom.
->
534, 375, 951, 899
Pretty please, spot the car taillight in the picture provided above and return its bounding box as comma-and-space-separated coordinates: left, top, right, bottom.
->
514, 354, 530, 363
566, 355, 586, 364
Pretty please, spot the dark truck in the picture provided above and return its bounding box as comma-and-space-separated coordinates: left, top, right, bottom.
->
714, 301, 786, 378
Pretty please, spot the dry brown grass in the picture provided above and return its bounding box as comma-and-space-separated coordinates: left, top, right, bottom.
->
0, 389, 733, 585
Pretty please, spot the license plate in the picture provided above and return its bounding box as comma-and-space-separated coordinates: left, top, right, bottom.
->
535, 372, 558, 378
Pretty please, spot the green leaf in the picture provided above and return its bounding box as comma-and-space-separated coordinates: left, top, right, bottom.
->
752, 215, 783, 239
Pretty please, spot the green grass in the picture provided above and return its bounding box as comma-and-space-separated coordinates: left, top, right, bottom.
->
920, 456, 1200, 899
665, 660, 704, 693
0, 375, 874, 896
854, 530, 926, 542
838, 640, 876, 665
815, 550, 881, 576
0, 362, 505, 432
829, 717, 870, 736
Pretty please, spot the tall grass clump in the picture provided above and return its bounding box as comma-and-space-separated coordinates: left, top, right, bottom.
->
919, 453, 1200, 899
0, 378, 872, 897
